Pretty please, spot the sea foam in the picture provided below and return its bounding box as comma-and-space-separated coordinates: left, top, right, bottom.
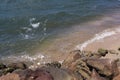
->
76, 27, 120, 51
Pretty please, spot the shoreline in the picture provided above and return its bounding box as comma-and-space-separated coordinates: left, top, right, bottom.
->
0, 47, 120, 80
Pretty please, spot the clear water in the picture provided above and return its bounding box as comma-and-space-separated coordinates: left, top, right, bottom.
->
0, 0, 120, 57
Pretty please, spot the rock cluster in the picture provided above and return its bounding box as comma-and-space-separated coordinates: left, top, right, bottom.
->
0, 48, 120, 80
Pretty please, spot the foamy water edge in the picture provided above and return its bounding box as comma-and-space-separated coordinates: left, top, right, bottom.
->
76, 27, 120, 51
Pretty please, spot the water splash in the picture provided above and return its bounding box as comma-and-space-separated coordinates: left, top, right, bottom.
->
0, 52, 51, 69
19, 18, 48, 40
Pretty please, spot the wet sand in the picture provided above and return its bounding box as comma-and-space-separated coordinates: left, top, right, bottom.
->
33, 12, 120, 62
84, 32, 120, 52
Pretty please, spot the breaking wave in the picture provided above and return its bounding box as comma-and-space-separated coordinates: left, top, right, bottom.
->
76, 27, 120, 51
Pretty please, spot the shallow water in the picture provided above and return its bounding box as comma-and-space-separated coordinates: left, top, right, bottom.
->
0, 0, 120, 65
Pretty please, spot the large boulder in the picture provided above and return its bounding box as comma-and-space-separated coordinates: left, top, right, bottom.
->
31, 69, 54, 80
86, 58, 119, 77
62, 50, 81, 69
0, 73, 20, 80
90, 69, 107, 80
41, 67, 82, 80
113, 74, 120, 80
18, 69, 54, 80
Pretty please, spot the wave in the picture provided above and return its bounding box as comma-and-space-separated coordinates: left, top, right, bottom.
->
76, 26, 120, 51
0, 52, 51, 68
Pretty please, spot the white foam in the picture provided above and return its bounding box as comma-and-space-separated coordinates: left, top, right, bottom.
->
31, 22, 40, 28
76, 27, 120, 51
1, 53, 46, 63
30, 18, 36, 22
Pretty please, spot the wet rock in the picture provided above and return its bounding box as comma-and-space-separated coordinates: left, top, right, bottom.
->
0, 73, 20, 80
113, 74, 120, 80
7, 62, 27, 70
90, 69, 107, 80
45, 61, 61, 68
62, 50, 81, 69
0, 63, 6, 69
86, 58, 119, 77
98, 48, 108, 56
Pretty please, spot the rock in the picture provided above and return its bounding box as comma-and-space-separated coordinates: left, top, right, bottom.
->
42, 67, 82, 80
18, 69, 33, 80
83, 51, 105, 59
62, 50, 81, 69
63, 57, 91, 80
86, 58, 119, 77
2, 67, 15, 74
0, 63, 6, 69
113, 74, 120, 80
19, 68, 54, 80
90, 69, 107, 80
118, 48, 120, 51
7, 62, 27, 70
13, 69, 24, 74
0, 73, 20, 80
45, 61, 61, 68
98, 48, 108, 56
109, 50, 119, 55
31, 69, 54, 80
74, 59, 91, 80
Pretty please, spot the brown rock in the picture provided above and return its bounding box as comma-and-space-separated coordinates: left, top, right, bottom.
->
45, 61, 61, 68
0, 73, 20, 80
98, 48, 108, 56
7, 62, 27, 70
75, 59, 91, 80
86, 58, 119, 77
19, 69, 33, 80
31, 69, 54, 80
62, 50, 81, 69
90, 69, 107, 80
118, 48, 120, 51
109, 50, 119, 55
0, 63, 6, 69
41, 67, 82, 80
113, 74, 120, 80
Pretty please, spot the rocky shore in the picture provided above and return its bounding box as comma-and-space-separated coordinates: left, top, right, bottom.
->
0, 48, 120, 80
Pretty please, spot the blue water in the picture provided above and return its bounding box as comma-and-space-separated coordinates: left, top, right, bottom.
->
0, 0, 120, 56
